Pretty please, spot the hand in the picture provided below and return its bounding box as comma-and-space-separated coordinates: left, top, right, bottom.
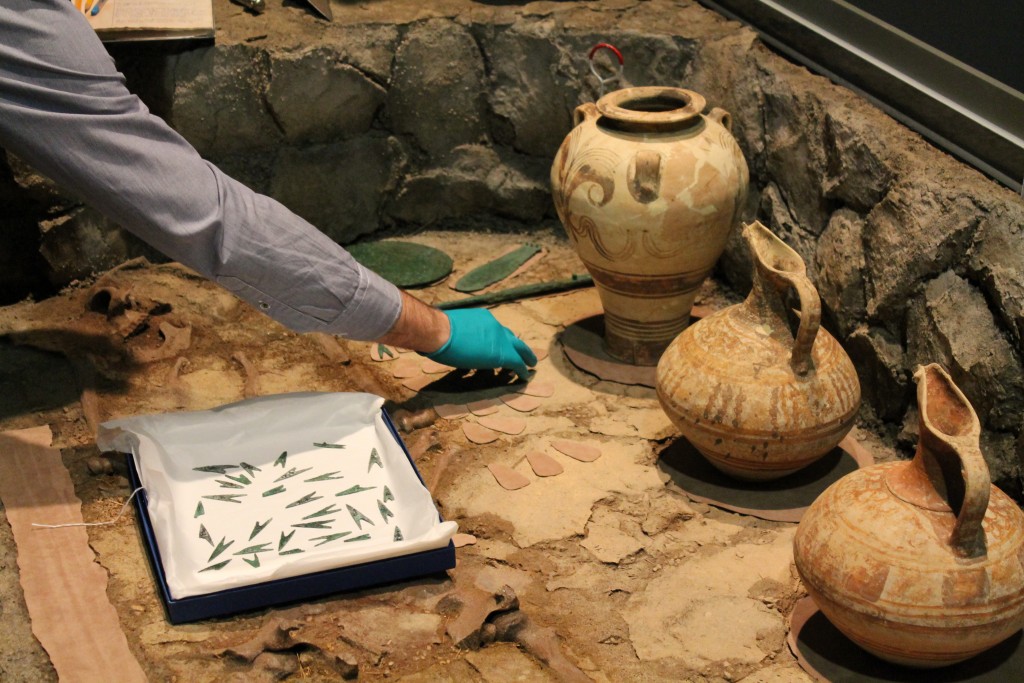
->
426, 309, 537, 380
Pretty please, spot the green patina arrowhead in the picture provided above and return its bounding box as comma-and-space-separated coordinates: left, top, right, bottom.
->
454, 244, 542, 293
249, 518, 272, 540
346, 241, 453, 289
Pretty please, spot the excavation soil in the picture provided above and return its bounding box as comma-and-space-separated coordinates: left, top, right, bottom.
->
0, 230, 893, 682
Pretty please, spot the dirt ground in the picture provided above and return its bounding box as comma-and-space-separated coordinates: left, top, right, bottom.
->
0, 229, 894, 682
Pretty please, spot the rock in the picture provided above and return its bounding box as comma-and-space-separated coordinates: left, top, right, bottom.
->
906, 271, 1024, 432
464, 642, 557, 682
686, 28, 765, 179
624, 529, 795, 666
389, 20, 488, 160
487, 27, 580, 158
322, 25, 400, 84
166, 44, 281, 157
4, 152, 73, 206
221, 619, 305, 663
38, 207, 158, 289
266, 49, 385, 144
489, 610, 593, 683
332, 605, 443, 655
251, 651, 298, 680
845, 325, 910, 422
967, 201, 1024, 349
268, 136, 397, 245
386, 144, 496, 225
331, 653, 359, 680
440, 584, 519, 649
482, 151, 552, 222
814, 208, 867, 338
981, 430, 1023, 500
86, 456, 114, 476
864, 180, 980, 324
821, 108, 894, 211
581, 521, 643, 564
387, 145, 549, 226
762, 88, 831, 236
640, 492, 696, 536
758, 183, 818, 275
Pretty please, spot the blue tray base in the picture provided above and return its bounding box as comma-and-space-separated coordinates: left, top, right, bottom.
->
124, 409, 456, 624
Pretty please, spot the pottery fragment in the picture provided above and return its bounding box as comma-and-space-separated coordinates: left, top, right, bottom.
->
551, 439, 601, 462
421, 358, 455, 374
401, 375, 435, 393
453, 533, 477, 548
463, 423, 500, 445
517, 380, 554, 398
434, 402, 470, 420
500, 393, 542, 413
478, 416, 526, 435
467, 399, 501, 416
487, 464, 530, 490
526, 451, 563, 477
391, 357, 422, 379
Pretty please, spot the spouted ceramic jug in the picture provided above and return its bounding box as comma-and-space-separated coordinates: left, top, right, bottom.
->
794, 364, 1024, 667
656, 220, 860, 479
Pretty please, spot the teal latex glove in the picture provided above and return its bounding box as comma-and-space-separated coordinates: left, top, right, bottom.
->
426, 309, 537, 380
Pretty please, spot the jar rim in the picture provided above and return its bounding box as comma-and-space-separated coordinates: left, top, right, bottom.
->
596, 87, 706, 126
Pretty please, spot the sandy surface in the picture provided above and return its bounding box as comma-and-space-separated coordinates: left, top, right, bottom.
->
0, 228, 901, 681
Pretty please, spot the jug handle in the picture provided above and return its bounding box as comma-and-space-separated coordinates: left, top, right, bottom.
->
786, 273, 820, 376
574, 102, 600, 127
708, 107, 733, 132
912, 364, 991, 558
949, 443, 991, 556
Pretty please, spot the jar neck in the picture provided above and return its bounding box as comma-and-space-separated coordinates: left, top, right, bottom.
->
595, 87, 706, 134
598, 116, 704, 135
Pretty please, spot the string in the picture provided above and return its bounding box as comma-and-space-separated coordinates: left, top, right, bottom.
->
31, 487, 145, 529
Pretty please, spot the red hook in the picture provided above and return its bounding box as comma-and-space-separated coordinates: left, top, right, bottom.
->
587, 43, 624, 97
588, 42, 624, 64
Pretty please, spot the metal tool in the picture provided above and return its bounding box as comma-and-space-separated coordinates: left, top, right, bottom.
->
437, 274, 594, 310
588, 42, 624, 97
230, 0, 266, 14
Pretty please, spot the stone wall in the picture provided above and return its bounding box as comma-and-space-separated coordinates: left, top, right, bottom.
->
1, 0, 1021, 492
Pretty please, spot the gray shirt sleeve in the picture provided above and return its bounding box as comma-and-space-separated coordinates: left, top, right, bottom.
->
0, 0, 402, 341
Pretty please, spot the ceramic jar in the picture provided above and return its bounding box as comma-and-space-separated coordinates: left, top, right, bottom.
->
794, 364, 1024, 668
656, 221, 860, 480
551, 87, 749, 366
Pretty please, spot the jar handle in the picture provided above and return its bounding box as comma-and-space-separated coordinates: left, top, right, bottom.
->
573, 102, 599, 127
708, 106, 733, 132
785, 273, 820, 376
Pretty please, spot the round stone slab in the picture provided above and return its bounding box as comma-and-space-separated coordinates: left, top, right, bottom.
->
346, 241, 453, 288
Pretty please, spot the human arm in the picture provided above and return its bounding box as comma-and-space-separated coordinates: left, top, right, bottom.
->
379, 292, 537, 380
0, 0, 534, 377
